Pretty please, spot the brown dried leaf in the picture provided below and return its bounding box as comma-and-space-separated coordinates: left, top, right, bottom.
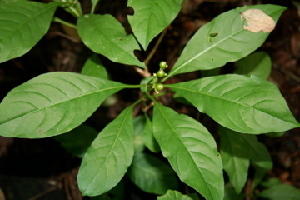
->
242, 9, 276, 33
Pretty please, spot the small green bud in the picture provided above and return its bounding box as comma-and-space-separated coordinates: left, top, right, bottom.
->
156, 70, 166, 78
159, 61, 168, 69
155, 83, 164, 91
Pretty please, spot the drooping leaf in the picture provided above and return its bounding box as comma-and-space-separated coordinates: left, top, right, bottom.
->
82, 54, 108, 79
77, 14, 145, 68
167, 5, 286, 78
127, 152, 178, 195
78, 106, 134, 196
0, 72, 127, 138
235, 52, 272, 79
153, 104, 223, 200
55, 124, 98, 158
127, 0, 183, 49
169, 74, 299, 134
0, 1, 59, 63
157, 190, 194, 200
219, 127, 250, 193
258, 178, 300, 200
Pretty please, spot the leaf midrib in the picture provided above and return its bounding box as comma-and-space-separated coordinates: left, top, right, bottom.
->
168, 84, 297, 125
0, 85, 126, 125
155, 104, 217, 199
168, 26, 244, 77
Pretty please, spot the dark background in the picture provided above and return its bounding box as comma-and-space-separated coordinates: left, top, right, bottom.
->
0, 0, 299, 199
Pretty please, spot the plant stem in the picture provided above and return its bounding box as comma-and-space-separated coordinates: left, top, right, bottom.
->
53, 17, 77, 29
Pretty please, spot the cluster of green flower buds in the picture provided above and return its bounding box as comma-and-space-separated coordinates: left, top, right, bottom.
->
152, 62, 168, 92
154, 61, 168, 78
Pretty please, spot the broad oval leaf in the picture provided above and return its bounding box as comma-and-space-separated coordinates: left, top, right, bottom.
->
153, 104, 223, 200
77, 14, 145, 68
127, 0, 183, 49
127, 152, 178, 195
167, 5, 286, 78
78, 106, 134, 196
0, 72, 127, 138
82, 54, 108, 79
0, 1, 59, 63
158, 190, 194, 200
169, 74, 299, 134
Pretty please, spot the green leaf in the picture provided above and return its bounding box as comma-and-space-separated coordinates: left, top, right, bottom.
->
157, 190, 194, 200
127, 0, 183, 49
169, 74, 299, 134
142, 115, 160, 152
82, 54, 108, 79
258, 178, 300, 200
78, 105, 134, 196
133, 115, 146, 152
77, 14, 145, 68
0, 1, 59, 63
219, 127, 250, 193
127, 152, 178, 195
167, 5, 286, 78
55, 124, 98, 158
219, 126, 272, 192
0, 0, 27, 7
153, 104, 223, 200
0, 72, 127, 138
223, 184, 245, 200
235, 52, 272, 79
91, 180, 124, 200
91, 0, 101, 13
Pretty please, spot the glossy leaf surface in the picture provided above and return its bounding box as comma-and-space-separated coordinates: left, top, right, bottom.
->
78, 106, 134, 196
0, 72, 126, 138
127, 0, 183, 49
77, 14, 144, 68
0, 1, 58, 63
128, 152, 178, 195
157, 190, 194, 200
167, 5, 285, 78
153, 104, 223, 200
169, 74, 299, 134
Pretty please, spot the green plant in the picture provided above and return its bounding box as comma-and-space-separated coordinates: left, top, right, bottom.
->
0, 0, 299, 199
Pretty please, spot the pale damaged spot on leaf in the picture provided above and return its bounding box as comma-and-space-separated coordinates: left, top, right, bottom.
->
242, 9, 275, 33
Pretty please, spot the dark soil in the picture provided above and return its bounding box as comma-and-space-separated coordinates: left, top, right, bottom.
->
0, 0, 300, 199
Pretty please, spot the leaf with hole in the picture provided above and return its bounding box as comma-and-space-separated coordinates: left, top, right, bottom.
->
77, 14, 144, 68
167, 4, 285, 78
127, 0, 183, 49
